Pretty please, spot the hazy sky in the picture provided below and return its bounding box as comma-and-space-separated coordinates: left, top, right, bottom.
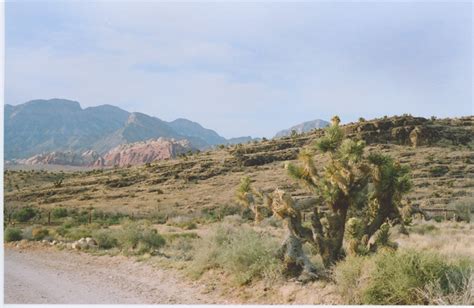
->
5, 1, 473, 138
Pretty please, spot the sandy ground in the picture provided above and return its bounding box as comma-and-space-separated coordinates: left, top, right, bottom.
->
4, 246, 226, 304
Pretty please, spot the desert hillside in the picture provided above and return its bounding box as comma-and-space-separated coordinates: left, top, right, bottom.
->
5, 115, 473, 216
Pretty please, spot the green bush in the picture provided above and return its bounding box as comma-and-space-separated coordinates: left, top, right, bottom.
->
116, 220, 165, 254
62, 224, 97, 241
13, 207, 36, 222
92, 211, 127, 226
189, 224, 282, 285
52, 207, 68, 219
92, 229, 118, 249
429, 165, 449, 177
5, 227, 22, 242
333, 255, 367, 303
200, 204, 241, 222
334, 249, 473, 304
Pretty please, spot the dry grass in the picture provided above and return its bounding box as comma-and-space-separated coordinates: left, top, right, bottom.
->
395, 220, 474, 258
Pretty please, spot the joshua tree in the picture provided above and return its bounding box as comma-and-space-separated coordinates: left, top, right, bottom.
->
235, 176, 270, 223
262, 116, 414, 280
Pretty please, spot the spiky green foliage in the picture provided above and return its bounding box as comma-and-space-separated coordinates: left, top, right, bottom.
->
286, 149, 319, 192
235, 176, 270, 222
365, 153, 412, 237
346, 217, 370, 256
235, 176, 254, 208
315, 124, 344, 153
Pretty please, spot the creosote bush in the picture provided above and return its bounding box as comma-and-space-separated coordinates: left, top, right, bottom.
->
116, 220, 165, 255
52, 207, 68, 219
333, 249, 473, 305
92, 229, 119, 249
13, 207, 37, 222
189, 223, 282, 285
5, 227, 22, 242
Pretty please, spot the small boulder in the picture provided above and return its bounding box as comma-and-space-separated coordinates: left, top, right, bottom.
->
85, 237, 97, 246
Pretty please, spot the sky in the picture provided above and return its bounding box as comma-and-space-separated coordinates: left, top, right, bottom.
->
5, 1, 473, 138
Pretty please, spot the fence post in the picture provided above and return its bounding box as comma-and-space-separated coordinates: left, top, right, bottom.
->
48, 211, 51, 225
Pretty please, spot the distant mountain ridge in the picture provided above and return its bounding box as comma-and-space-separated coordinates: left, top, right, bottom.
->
4, 99, 252, 160
274, 119, 330, 138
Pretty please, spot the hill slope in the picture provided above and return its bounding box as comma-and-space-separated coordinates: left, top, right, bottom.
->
5, 115, 473, 216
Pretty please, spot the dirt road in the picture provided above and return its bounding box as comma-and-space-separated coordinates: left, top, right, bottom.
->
4, 247, 223, 304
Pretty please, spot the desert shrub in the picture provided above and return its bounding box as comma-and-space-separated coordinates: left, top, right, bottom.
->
21, 225, 52, 241
52, 207, 68, 219
70, 210, 90, 224
150, 207, 179, 224
166, 216, 198, 230
55, 218, 75, 236
419, 272, 474, 305
189, 224, 282, 285
31, 227, 49, 241
92, 229, 118, 249
333, 255, 368, 303
140, 229, 166, 251
334, 249, 473, 304
429, 165, 449, 177
164, 233, 199, 261
451, 198, 474, 223
200, 204, 241, 223
62, 224, 99, 240
13, 207, 37, 222
4, 227, 22, 242
92, 211, 127, 226
116, 220, 165, 254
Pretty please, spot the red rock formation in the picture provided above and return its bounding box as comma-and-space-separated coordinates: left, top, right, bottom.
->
99, 138, 194, 167
17, 138, 195, 168
19, 151, 99, 166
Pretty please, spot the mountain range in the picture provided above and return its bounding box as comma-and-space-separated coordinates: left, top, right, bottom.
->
5, 98, 332, 167
5, 99, 253, 160
274, 119, 330, 138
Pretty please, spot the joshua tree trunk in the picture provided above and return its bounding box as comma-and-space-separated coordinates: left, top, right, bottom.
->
310, 206, 348, 268
277, 233, 318, 281
271, 189, 350, 280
